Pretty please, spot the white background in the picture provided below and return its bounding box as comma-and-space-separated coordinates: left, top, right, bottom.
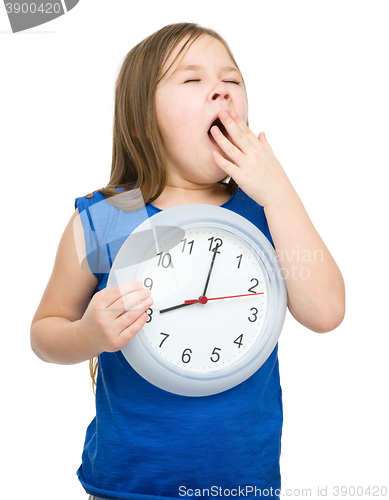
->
1, 1, 388, 498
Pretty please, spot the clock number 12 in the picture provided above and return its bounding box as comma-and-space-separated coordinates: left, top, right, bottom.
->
208, 237, 223, 253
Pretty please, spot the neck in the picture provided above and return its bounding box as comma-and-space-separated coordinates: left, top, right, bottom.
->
152, 183, 231, 210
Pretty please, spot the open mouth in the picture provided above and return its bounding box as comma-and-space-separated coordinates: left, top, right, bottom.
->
208, 117, 230, 144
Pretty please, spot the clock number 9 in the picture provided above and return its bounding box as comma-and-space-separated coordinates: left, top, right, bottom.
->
144, 277, 154, 290
182, 348, 192, 364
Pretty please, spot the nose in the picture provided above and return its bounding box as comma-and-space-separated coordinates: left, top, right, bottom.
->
210, 83, 230, 101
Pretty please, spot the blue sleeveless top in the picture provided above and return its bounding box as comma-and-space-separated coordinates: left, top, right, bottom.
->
75, 188, 283, 500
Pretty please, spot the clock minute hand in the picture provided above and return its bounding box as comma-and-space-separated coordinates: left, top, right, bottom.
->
202, 249, 219, 297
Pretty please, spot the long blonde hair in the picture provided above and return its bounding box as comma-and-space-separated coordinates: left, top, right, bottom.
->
90, 23, 246, 391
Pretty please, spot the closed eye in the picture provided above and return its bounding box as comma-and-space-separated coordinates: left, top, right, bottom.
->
184, 79, 241, 85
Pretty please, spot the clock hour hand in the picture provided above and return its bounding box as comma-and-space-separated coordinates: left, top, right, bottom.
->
159, 302, 198, 314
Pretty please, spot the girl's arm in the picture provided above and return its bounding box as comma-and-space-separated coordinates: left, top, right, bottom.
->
263, 187, 345, 333
210, 111, 345, 333
31, 209, 153, 365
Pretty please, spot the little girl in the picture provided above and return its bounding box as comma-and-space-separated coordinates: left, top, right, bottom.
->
31, 23, 345, 500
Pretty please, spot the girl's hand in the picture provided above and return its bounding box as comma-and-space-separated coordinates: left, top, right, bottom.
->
78, 280, 153, 355
211, 110, 294, 207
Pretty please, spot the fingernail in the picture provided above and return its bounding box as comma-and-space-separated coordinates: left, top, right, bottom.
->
221, 111, 229, 119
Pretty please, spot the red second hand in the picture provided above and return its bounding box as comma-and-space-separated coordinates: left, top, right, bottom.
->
185, 292, 264, 305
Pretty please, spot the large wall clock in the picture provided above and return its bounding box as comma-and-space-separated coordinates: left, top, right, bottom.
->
107, 204, 287, 397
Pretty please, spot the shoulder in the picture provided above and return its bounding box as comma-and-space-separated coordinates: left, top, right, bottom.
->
74, 190, 107, 213
74, 187, 128, 213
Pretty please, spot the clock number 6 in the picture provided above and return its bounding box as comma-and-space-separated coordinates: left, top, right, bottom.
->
182, 348, 192, 364
210, 347, 221, 363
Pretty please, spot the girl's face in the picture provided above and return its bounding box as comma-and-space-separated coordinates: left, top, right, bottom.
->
155, 35, 248, 188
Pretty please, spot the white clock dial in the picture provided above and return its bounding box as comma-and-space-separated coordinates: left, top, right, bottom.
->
107, 204, 287, 397
140, 227, 268, 373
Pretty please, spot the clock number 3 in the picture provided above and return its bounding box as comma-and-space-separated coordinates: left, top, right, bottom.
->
248, 308, 258, 322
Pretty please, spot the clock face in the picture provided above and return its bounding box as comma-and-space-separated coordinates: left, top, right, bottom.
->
140, 226, 268, 374
107, 204, 287, 397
